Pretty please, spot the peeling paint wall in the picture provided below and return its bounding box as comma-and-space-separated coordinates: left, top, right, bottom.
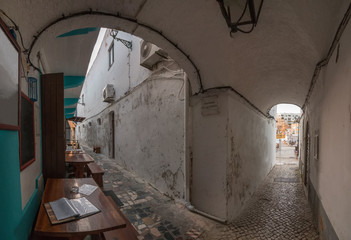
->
76, 31, 186, 199
191, 89, 275, 221
78, 76, 186, 199
301, 16, 351, 240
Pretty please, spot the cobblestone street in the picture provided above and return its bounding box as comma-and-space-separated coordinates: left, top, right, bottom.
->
83, 146, 213, 240
84, 145, 319, 240
203, 146, 319, 240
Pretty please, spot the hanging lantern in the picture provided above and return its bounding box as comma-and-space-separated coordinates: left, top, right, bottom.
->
28, 77, 38, 102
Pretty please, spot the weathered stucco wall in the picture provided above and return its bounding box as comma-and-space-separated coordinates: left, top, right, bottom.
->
76, 30, 186, 199
302, 17, 351, 240
78, 76, 186, 199
77, 32, 150, 119
191, 89, 275, 221
226, 91, 275, 220
191, 91, 229, 220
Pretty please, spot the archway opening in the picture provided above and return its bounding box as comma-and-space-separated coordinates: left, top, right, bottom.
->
273, 103, 303, 165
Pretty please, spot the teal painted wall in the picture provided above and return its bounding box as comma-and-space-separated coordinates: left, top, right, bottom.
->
57, 27, 98, 38
0, 130, 40, 240
64, 97, 79, 106
64, 76, 85, 89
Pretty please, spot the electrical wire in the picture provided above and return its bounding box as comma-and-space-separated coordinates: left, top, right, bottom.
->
0, 9, 28, 52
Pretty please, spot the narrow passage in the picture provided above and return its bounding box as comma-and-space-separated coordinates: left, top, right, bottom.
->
203, 149, 319, 240
84, 145, 319, 240
83, 146, 213, 240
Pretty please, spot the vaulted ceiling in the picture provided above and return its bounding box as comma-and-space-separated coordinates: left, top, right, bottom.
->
1, 0, 349, 113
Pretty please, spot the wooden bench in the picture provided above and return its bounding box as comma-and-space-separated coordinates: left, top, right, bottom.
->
87, 162, 104, 187
93, 146, 101, 153
101, 196, 139, 240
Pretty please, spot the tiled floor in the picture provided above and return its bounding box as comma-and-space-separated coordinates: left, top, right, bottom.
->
83, 145, 319, 240
84, 146, 212, 240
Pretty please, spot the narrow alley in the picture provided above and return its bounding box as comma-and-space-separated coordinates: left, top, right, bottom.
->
84, 145, 213, 240
84, 144, 319, 240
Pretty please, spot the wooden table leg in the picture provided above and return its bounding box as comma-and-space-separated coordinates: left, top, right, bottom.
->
73, 163, 84, 178
69, 236, 86, 240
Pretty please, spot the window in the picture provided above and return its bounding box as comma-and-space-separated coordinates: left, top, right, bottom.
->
0, 18, 20, 130
108, 41, 114, 69
20, 93, 35, 170
97, 118, 102, 125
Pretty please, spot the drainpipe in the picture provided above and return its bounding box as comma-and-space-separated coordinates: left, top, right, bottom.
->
185, 202, 227, 223
183, 73, 227, 224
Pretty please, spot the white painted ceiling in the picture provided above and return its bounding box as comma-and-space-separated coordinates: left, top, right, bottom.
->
1, 0, 349, 113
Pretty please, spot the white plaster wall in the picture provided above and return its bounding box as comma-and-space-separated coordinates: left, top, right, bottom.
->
190, 89, 275, 221
78, 76, 186, 199
305, 19, 351, 239
76, 30, 186, 199
191, 91, 228, 220
76, 31, 150, 119
227, 91, 276, 220
115, 77, 185, 199
20, 74, 43, 209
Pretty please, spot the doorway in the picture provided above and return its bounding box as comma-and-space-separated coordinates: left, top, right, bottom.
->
304, 122, 310, 186
109, 111, 115, 159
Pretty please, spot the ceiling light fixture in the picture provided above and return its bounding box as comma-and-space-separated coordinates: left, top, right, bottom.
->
217, 0, 264, 36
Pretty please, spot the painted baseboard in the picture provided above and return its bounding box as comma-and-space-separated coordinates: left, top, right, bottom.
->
308, 181, 339, 240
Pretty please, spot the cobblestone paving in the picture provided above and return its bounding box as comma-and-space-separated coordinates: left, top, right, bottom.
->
83, 145, 319, 240
202, 162, 320, 240
83, 146, 212, 240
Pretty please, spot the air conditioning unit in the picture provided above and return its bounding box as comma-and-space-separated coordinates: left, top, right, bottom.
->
102, 84, 115, 103
140, 40, 168, 70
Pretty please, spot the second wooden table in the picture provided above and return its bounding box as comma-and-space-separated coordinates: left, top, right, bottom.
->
65, 153, 94, 178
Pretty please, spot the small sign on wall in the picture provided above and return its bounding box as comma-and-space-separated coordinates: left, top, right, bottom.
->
201, 95, 219, 116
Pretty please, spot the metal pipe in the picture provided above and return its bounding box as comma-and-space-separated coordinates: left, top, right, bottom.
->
185, 202, 227, 223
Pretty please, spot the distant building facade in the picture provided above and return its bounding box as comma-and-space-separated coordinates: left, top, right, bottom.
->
276, 113, 301, 144
279, 113, 301, 125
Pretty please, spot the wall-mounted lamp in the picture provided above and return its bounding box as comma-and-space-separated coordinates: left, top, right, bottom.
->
28, 77, 38, 102
110, 29, 132, 50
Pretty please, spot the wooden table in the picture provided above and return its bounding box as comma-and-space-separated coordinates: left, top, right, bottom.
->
65, 149, 85, 154
34, 178, 126, 239
65, 153, 94, 178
